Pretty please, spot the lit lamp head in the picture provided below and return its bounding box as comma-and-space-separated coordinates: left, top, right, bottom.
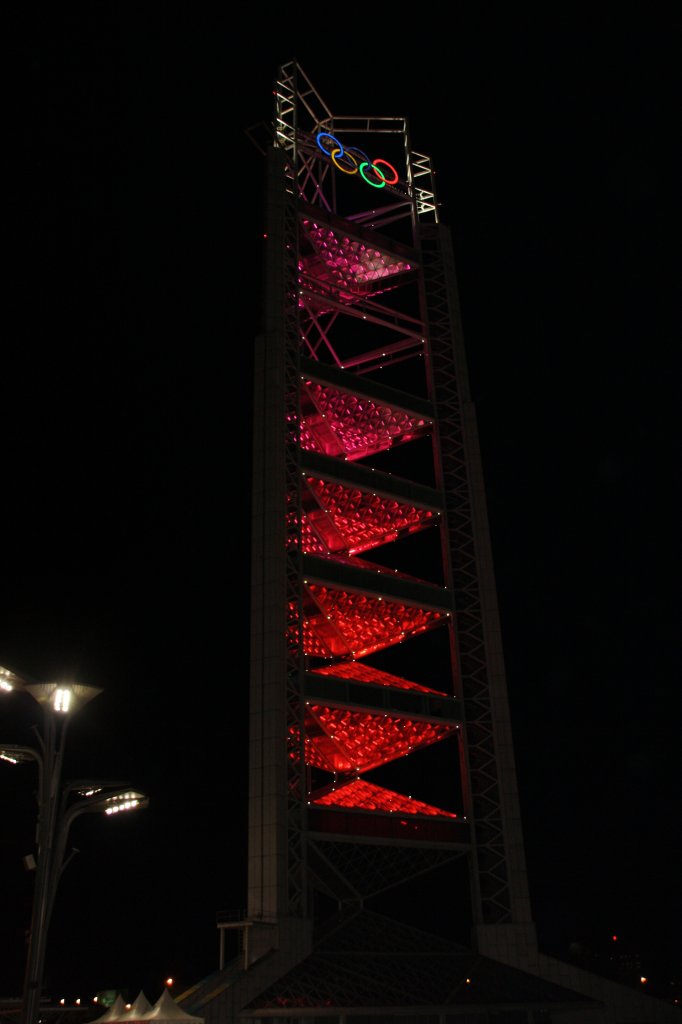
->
102, 790, 149, 815
67, 779, 127, 798
68, 788, 149, 820
0, 665, 27, 692
24, 683, 103, 715
0, 746, 37, 765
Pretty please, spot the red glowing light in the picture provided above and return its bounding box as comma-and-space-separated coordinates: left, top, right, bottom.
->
303, 704, 456, 773
313, 660, 442, 695
295, 584, 445, 658
299, 381, 430, 460
312, 778, 457, 817
368, 159, 399, 187
302, 476, 434, 556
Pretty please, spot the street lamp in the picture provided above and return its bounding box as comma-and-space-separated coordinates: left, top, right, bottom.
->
0, 664, 149, 1024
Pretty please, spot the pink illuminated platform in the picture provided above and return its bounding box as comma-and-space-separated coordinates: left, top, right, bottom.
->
298, 380, 431, 460
299, 218, 416, 303
301, 476, 435, 556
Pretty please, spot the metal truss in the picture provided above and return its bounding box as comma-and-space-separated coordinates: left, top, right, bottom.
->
277, 134, 308, 917
418, 222, 512, 924
307, 838, 464, 901
274, 60, 438, 228
239, 908, 582, 1017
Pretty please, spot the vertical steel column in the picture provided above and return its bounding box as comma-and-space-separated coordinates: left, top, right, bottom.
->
418, 220, 533, 928
247, 83, 307, 942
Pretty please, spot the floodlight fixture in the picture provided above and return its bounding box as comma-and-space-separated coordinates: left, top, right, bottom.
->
1, 664, 146, 1024
24, 682, 103, 715
0, 744, 40, 766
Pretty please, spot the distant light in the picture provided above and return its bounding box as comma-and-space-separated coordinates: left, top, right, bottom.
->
59, 999, 65, 1006
612, 934, 618, 941
75, 999, 81, 1006
0, 665, 19, 690
166, 978, 174, 987
640, 976, 647, 984
53, 688, 72, 713
465, 977, 471, 984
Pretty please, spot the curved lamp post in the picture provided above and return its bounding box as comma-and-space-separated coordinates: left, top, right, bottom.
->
0, 664, 149, 1024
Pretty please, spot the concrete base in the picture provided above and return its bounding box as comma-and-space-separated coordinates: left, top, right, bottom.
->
475, 924, 679, 1023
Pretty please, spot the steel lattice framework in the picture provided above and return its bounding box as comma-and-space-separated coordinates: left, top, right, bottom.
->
243, 59, 537, 959
168, 60, 583, 1024
174, 61, 682, 1024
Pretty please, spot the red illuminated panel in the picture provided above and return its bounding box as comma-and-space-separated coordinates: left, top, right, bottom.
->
299, 381, 430, 460
313, 661, 440, 695
300, 220, 414, 301
312, 779, 457, 818
304, 705, 456, 773
296, 584, 446, 658
303, 477, 434, 556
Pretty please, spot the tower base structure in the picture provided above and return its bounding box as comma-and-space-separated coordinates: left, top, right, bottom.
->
475, 924, 679, 1023
178, 910, 678, 1023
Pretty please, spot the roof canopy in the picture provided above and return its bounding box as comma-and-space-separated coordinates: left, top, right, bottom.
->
91, 989, 203, 1024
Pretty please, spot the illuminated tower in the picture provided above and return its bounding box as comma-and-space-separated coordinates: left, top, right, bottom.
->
242, 58, 536, 959
179, 60, 679, 1024
246, 55, 537, 1000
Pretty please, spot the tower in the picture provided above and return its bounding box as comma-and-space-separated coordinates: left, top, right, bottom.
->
244, 59, 536, 960
178, 60, 678, 1024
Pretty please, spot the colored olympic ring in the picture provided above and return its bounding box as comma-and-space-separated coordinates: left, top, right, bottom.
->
316, 132, 399, 189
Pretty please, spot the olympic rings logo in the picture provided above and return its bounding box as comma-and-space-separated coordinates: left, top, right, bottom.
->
316, 132, 399, 190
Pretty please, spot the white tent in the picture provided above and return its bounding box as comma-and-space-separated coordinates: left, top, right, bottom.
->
123, 992, 154, 1021
91, 994, 127, 1024
90, 988, 203, 1024
145, 989, 203, 1023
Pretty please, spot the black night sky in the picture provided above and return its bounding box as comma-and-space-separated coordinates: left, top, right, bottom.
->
3, 10, 680, 1008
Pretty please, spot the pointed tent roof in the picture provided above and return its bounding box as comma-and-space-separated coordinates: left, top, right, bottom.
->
146, 989, 203, 1023
91, 994, 128, 1024
125, 992, 154, 1021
